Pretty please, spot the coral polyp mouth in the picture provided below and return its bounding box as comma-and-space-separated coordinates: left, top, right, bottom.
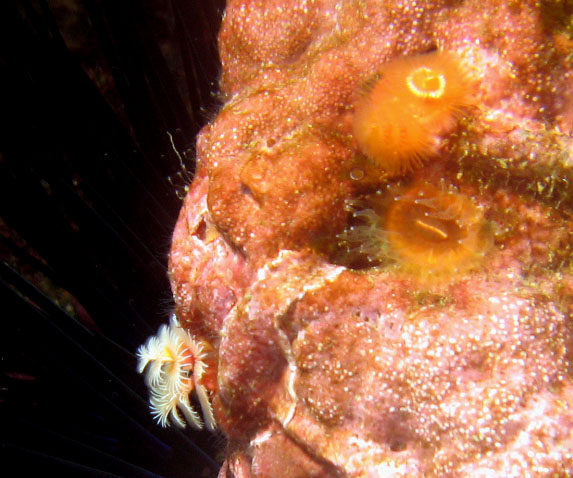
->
406, 66, 447, 99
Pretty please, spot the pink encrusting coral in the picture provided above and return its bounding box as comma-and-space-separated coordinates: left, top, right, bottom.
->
163, 1, 573, 477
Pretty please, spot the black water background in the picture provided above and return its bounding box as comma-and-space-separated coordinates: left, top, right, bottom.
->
1, 1, 225, 476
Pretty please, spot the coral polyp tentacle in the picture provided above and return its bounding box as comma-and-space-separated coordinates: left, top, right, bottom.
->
137, 315, 216, 431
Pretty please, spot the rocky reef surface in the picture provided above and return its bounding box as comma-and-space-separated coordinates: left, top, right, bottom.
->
168, 1, 573, 476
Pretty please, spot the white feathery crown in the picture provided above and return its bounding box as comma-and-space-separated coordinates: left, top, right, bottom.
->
137, 314, 217, 431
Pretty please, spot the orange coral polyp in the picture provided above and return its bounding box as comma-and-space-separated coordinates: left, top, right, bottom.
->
386, 184, 491, 278
352, 52, 471, 176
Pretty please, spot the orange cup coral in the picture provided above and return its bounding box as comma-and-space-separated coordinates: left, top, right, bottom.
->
352, 51, 472, 176
386, 183, 491, 280
340, 183, 492, 282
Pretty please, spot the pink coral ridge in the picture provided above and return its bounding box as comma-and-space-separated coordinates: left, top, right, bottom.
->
168, 1, 573, 477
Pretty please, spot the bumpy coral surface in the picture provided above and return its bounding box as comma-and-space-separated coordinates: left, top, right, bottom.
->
168, 1, 573, 477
